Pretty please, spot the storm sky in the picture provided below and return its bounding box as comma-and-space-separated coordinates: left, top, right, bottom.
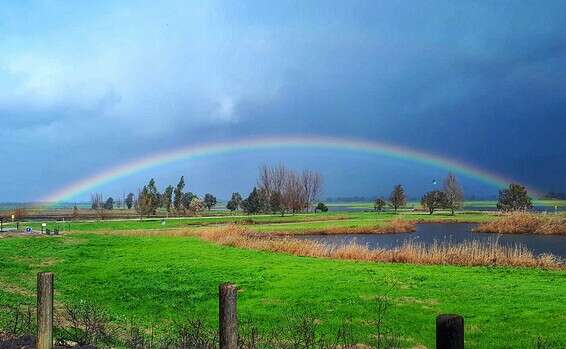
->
1, 1, 565, 202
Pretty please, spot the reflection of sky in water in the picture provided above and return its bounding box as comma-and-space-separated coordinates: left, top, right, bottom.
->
297, 223, 566, 258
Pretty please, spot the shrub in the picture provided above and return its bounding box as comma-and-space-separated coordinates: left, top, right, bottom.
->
56, 299, 114, 347
315, 202, 328, 213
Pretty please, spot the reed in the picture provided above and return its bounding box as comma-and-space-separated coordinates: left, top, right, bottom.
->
199, 225, 564, 269
475, 212, 566, 235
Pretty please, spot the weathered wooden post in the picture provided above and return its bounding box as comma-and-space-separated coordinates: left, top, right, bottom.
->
436, 314, 464, 349
37, 272, 54, 349
219, 283, 238, 349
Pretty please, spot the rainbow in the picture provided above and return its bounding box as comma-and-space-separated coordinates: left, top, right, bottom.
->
42, 135, 542, 203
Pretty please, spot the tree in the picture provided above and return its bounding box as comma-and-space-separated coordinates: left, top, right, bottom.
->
226, 192, 242, 211
162, 185, 174, 214
443, 173, 464, 215
125, 193, 135, 209
389, 185, 406, 212
173, 176, 185, 213
257, 187, 271, 213
91, 193, 103, 210
72, 205, 80, 220
135, 188, 152, 219
374, 198, 386, 212
181, 192, 197, 213
283, 171, 307, 214
258, 164, 323, 215
90, 193, 107, 219
188, 197, 205, 214
104, 197, 114, 210
421, 190, 448, 215
203, 193, 217, 211
145, 178, 160, 215
315, 202, 328, 212
258, 164, 288, 214
497, 183, 533, 211
269, 191, 284, 215
242, 187, 262, 214
301, 169, 323, 211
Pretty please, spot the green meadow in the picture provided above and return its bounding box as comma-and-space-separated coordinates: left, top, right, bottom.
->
0, 232, 564, 348
0, 210, 565, 348
5, 210, 498, 234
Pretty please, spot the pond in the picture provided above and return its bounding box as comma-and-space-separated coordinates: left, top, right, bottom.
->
295, 223, 566, 258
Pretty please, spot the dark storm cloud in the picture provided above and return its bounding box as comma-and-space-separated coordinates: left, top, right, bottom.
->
1, 0, 565, 201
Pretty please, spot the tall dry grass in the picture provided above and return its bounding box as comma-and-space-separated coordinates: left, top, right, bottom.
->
475, 212, 566, 235
199, 225, 564, 269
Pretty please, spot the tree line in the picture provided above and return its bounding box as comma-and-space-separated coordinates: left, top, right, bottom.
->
87, 169, 532, 219
375, 173, 533, 214
226, 164, 323, 215
90, 177, 217, 219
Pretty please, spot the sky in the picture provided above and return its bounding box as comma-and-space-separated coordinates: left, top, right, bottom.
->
1, 0, 565, 202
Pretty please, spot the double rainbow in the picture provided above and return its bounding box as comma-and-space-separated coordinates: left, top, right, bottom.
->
42, 135, 540, 203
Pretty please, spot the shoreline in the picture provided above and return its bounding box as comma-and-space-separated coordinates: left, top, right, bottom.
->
199, 225, 565, 269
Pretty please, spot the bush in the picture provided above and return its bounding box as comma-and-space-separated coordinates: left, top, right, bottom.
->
315, 202, 328, 213
0, 304, 35, 342
56, 300, 115, 347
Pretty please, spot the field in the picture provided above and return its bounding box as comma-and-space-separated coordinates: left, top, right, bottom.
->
2, 211, 499, 235
1, 209, 565, 348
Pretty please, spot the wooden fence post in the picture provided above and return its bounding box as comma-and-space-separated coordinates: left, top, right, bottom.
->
436, 314, 464, 349
219, 283, 238, 349
37, 272, 54, 349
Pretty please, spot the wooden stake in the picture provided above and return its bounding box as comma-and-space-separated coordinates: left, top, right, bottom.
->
219, 283, 238, 349
37, 272, 54, 349
436, 314, 464, 349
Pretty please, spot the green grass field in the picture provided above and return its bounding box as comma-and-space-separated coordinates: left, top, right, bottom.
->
4, 211, 499, 234
0, 231, 564, 348
0, 211, 565, 348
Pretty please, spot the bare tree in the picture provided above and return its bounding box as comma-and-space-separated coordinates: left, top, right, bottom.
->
258, 164, 289, 215
90, 193, 107, 220
283, 171, 307, 214
443, 173, 464, 215
301, 169, 322, 212
258, 164, 323, 215
258, 164, 288, 210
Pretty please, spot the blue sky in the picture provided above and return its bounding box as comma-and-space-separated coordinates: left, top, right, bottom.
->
1, 1, 565, 201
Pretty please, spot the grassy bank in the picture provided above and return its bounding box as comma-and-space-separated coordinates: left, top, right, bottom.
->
0, 232, 565, 348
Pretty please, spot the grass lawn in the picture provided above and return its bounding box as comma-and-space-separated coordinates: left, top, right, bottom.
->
0, 230, 565, 348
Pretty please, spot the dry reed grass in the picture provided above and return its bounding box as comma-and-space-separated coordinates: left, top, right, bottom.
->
475, 212, 566, 235
200, 225, 564, 269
